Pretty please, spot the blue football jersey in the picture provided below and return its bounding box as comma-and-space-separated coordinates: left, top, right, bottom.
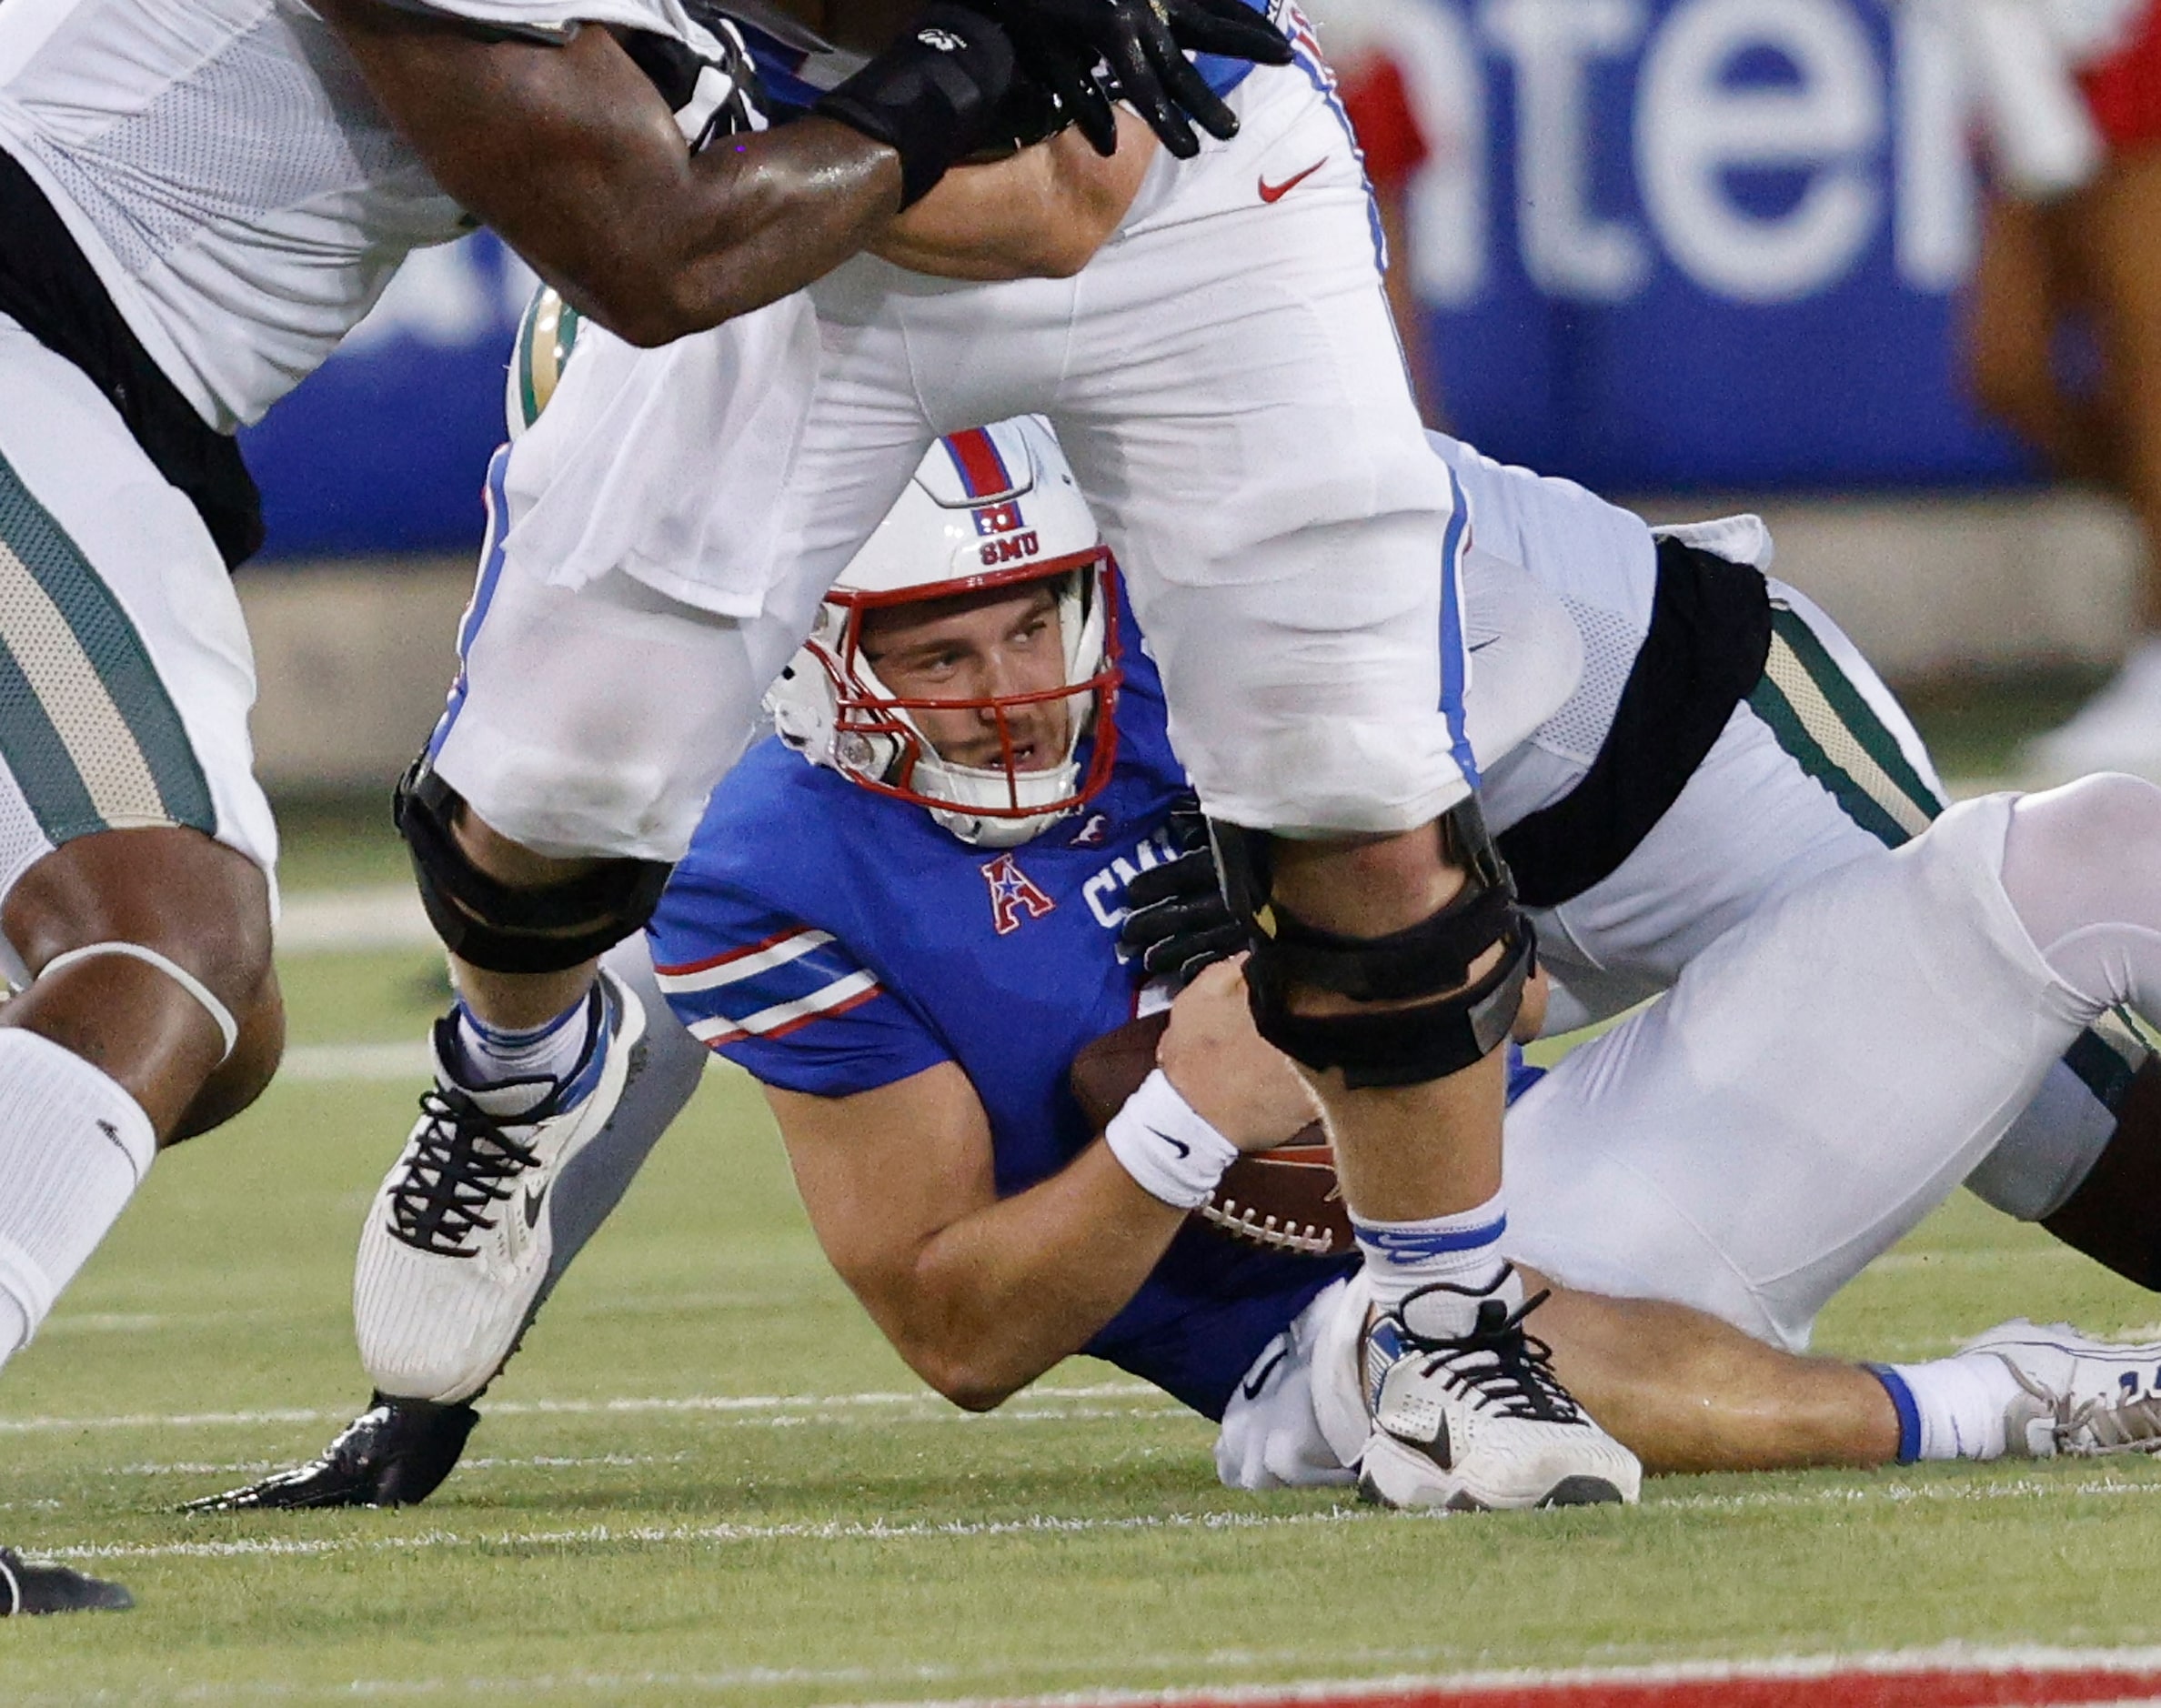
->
648, 629, 1359, 1421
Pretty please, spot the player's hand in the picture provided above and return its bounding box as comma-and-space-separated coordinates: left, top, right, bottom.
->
1157, 958, 1320, 1152
1121, 801, 1245, 984
985, 0, 1292, 158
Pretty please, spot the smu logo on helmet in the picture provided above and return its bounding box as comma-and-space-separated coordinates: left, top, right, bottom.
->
983, 853, 1055, 936
979, 530, 1041, 568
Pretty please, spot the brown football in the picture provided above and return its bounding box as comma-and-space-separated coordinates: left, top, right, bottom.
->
1067, 1014, 1353, 1260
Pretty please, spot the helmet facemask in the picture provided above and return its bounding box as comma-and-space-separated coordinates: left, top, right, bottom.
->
800, 556, 1121, 847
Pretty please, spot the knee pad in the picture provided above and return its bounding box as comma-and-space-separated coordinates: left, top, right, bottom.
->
1211, 800, 1534, 1089
394, 763, 671, 976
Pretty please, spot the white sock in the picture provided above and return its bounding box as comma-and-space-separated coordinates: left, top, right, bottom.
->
1352, 1190, 1514, 1321
0, 1030, 156, 1376
451, 994, 594, 1089
1875, 1352, 2026, 1462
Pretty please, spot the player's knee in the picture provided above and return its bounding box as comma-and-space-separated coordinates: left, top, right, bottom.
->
2013, 771, 2161, 902
167, 976, 286, 1144
5, 826, 275, 1018
1211, 802, 1533, 1088
2051, 771, 2161, 852
396, 762, 670, 975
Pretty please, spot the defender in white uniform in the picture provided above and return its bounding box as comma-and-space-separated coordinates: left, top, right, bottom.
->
392, 2, 1607, 1513
0, 0, 1217, 1612
213, 420, 2161, 1511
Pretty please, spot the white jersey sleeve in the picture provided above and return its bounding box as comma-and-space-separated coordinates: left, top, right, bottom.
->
0, 0, 740, 432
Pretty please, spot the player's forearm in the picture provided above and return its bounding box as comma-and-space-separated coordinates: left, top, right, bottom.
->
886, 1142, 1183, 1410
871, 117, 1155, 282
318, 0, 900, 345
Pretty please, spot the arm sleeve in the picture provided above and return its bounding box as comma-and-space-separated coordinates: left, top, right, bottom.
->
646, 883, 954, 1099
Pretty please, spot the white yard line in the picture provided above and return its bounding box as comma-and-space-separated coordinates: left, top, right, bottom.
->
55, 1506, 1382, 1563
829, 1644, 2161, 1708
0, 1381, 1165, 1434
32, 1472, 2161, 1570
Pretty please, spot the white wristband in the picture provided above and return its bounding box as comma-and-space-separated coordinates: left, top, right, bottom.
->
1103, 1069, 1241, 1210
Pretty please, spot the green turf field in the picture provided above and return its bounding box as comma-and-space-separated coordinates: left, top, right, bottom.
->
5, 787, 2161, 1705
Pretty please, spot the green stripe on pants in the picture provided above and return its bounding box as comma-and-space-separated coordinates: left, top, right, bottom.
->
1747, 598, 2147, 1113
1748, 600, 1942, 849
0, 450, 213, 845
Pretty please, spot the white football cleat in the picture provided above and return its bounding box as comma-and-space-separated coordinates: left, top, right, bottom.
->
1963, 1319, 2161, 1458
1356, 1268, 1641, 1512
353, 970, 646, 1403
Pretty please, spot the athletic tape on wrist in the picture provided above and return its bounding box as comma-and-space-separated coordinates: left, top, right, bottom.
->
1103, 1069, 1240, 1210
40, 942, 239, 1064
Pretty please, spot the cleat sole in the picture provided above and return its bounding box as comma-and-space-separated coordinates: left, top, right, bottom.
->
1538, 1475, 1626, 1508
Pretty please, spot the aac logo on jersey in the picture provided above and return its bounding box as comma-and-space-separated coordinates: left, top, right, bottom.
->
983, 853, 1055, 935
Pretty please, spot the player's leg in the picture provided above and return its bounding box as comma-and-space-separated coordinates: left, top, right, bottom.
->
1503, 785, 2161, 1452
1232, 1264, 2154, 1487
1041, 65, 1623, 1509
404, 306, 932, 1068
185, 935, 709, 1510
0, 317, 280, 1610
362, 507, 825, 1396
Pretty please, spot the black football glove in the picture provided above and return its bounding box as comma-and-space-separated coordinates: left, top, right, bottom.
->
176, 1395, 477, 1512
1121, 799, 1249, 984
816, 4, 1022, 206
985, 0, 1292, 158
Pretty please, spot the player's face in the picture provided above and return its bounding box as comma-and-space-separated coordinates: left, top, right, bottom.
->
858, 582, 1072, 771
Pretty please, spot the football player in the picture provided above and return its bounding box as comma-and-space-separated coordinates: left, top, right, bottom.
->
199, 419, 2161, 1514
372, 0, 1581, 1509
0, 0, 1288, 1612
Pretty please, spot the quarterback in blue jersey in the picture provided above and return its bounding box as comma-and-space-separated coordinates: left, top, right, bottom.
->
203, 419, 2161, 1514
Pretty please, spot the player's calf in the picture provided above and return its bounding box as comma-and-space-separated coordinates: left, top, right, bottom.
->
0, 826, 274, 1379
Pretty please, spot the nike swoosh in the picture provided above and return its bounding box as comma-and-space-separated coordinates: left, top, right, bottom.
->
1147, 1126, 1191, 1160
1258, 157, 1327, 204
1241, 1347, 1291, 1402
523, 1184, 548, 1230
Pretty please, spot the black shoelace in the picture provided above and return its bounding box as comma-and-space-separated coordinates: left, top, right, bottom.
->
1406, 1291, 1587, 1425
385, 1087, 545, 1258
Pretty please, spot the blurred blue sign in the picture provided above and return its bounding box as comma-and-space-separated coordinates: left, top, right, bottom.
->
245, 0, 2028, 560
1395, 0, 2032, 489
240, 235, 533, 562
